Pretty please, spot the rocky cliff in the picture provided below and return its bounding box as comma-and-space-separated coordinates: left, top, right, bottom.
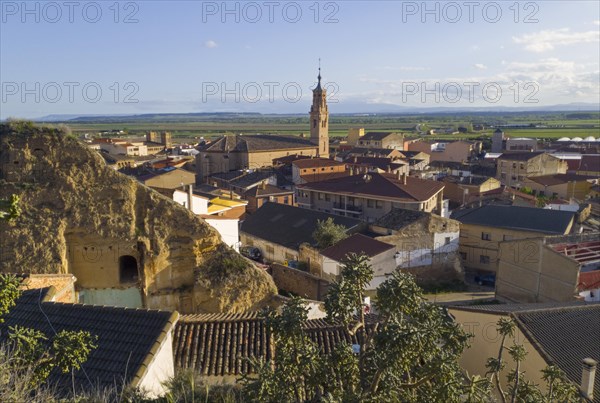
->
0, 122, 277, 313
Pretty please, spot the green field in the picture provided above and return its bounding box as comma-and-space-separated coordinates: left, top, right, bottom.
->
62, 111, 600, 142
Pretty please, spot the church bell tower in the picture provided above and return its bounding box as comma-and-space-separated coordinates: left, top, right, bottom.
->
309, 64, 329, 157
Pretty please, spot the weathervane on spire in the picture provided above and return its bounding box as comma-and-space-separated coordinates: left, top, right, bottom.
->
318, 58, 321, 83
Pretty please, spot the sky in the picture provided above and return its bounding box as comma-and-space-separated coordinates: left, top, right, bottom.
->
1, 0, 599, 118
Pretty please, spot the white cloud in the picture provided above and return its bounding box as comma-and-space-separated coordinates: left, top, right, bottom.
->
474, 64, 488, 70
204, 40, 218, 49
593, 20, 600, 26
513, 28, 599, 52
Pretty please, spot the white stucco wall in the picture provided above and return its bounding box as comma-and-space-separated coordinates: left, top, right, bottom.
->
579, 289, 600, 302
204, 218, 240, 252
173, 190, 209, 215
137, 330, 175, 398
433, 231, 460, 253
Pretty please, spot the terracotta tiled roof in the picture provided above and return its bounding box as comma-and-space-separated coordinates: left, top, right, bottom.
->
526, 173, 594, 186
293, 158, 345, 169
300, 171, 350, 183
244, 185, 293, 198
321, 234, 394, 262
202, 135, 315, 153
173, 314, 370, 377
578, 155, 600, 173
497, 151, 546, 161
0, 289, 178, 395
297, 173, 444, 203
579, 271, 600, 291
361, 132, 400, 141
272, 154, 312, 165
346, 147, 399, 157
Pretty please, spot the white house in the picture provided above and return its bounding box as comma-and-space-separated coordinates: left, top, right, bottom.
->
320, 233, 396, 290
173, 187, 240, 251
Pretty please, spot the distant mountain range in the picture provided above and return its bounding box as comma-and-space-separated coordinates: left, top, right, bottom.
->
32, 102, 599, 122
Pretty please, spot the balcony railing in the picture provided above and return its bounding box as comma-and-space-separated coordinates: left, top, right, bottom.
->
332, 202, 362, 213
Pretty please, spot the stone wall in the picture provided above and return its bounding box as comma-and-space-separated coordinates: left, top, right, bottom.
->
269, 264, 330, 301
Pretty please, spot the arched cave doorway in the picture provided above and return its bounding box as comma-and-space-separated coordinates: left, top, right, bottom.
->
119, 255, 138, 284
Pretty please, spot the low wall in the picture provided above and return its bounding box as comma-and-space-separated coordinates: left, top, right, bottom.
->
399, 253, 464, 286
269, 264, 330, 301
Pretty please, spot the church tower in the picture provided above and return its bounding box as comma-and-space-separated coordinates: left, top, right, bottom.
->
309, 66, 329, 157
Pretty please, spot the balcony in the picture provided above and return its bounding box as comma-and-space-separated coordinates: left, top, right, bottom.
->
332, 202, 362, 214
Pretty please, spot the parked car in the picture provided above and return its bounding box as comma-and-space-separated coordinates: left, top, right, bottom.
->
474, 273, 496, 287
240, 246, 262, 262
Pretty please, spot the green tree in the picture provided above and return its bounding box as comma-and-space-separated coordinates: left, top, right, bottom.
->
0, 273, 98, 393
242, 296, 322, 402
245, 253, 491, 402
311, 217, 348, 249
0, 194, 21, 222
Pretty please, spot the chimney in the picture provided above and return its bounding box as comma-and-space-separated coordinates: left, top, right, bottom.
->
581, 358, 597, 400
350, 166, 354, 176
187, 184, 193, 212
401, 173, 407, 185
397, 170, 401, 180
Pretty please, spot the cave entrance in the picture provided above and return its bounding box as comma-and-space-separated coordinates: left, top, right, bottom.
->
119, 255, 138, 284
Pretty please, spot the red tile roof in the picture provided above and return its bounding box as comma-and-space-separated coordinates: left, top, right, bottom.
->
498, 151, 546, 161
173, 313, 373, 377
321, 234, 394, 262
551, 240, 600, 264
298, 172, 444, 203
293, 158, 346, 169
578, 271, 600, 291
527, 173, 594, 186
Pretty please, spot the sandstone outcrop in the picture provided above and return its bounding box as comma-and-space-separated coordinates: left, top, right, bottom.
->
0, 123, 277, 313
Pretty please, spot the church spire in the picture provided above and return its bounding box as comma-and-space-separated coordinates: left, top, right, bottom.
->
310, 60, 329, 157
316, 58, 322, 90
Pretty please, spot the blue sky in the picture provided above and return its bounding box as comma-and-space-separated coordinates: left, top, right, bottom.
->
1, 0, 599, 118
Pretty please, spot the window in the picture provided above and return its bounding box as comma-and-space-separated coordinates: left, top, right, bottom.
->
459, 252, 467, 260
367, 199, 374, 208
376, 200, 383, 209
318, 193, 324, 200
283, 196, 289, 204
445, 237, 451, 245
325, 194, 330, 202
119, 255, 138, 284
480, 255, 490, 264
481, 232, 491, 241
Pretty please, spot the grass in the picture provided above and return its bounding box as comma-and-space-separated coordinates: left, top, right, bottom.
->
61, 111, 599, 141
